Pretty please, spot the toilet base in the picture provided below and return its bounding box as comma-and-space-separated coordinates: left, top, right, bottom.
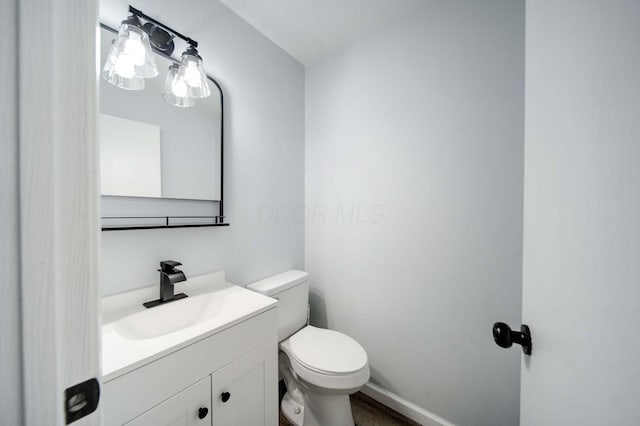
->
301, 389, 354, 426
278, 341, 365, 426
281, 388, 356, 426
281, 391, 304, 426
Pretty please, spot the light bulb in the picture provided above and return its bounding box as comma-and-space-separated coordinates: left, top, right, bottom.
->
177, 47, 210, 98
163, 63, 195, 107
124, 32, 145, 66
114, 54, 135, 78
101, 15, 156, 89
183, 60, 201, 86
172, 78, 188, 97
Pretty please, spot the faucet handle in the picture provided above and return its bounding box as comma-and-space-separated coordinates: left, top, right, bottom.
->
159, 260, 182, 273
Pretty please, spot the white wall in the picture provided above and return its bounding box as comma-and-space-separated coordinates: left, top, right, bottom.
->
0, 0, 22, 423
305, 1, 524, 425
522, 1, 640, 425
101, 0, 305, 295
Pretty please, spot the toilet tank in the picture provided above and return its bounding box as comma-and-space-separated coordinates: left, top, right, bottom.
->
247, 270, 309, 342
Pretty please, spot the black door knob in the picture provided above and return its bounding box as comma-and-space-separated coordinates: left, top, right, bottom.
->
198, 407, 208, 419
221, 392, 231, 403
492, 322, 532, 355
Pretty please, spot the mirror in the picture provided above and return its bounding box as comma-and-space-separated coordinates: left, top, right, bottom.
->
99, 25, 224, 229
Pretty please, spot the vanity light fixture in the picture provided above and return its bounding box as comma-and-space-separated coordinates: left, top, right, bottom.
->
162, 64, 195, 107
103, 6, 211, 107
102, 40, 147, 90
178, 45, 211, 99
101, 12, 157, 90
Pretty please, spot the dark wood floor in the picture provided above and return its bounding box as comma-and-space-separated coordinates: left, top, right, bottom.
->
279, 391, 421, 426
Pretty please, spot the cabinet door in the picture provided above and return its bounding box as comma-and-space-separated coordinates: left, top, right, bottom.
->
125, 376, 212, 426
211, 338, 278, 426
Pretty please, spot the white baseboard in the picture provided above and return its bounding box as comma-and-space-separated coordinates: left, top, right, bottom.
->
360, 382, 456, 426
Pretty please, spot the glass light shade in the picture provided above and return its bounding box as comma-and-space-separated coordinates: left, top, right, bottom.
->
178, 50, 211, 99
101, 41, 145, 90
162, 64, 195, 107
101, 18, 158, 90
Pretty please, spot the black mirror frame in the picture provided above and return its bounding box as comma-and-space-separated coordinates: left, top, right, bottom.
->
99, 23, 227, 231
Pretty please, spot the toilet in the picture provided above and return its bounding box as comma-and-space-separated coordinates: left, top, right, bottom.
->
247, 270, 369, 426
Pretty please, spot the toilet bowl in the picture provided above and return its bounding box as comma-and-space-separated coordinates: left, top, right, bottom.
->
247, 270, 370, 426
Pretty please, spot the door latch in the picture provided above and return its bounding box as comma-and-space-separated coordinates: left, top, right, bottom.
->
65, 378, 100, 424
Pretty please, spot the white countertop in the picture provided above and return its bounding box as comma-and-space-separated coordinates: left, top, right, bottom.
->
101, 271, 278, 382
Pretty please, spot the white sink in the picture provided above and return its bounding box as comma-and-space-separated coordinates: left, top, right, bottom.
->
113, 292, 226, 340
101, 271, 278, 381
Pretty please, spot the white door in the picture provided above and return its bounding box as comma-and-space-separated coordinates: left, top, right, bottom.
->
521, 1, 640, 424
6, 0, 102, 424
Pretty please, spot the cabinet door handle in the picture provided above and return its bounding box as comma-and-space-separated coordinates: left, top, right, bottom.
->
198, 407, 209, 419
221, 392, 231, 403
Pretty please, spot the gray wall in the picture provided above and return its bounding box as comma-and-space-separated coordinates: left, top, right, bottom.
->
101, 0, 305, 295
305, 1, 524, 425
522, 1, 640, 425
0, 0, 22, 423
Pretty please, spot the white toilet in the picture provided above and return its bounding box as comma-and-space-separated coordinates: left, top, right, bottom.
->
248, 270, 369, 426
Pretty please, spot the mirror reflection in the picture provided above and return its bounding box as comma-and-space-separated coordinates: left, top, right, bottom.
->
99, 26, 222, 201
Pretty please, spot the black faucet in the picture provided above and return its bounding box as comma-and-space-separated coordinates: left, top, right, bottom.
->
143, 260, 188, 308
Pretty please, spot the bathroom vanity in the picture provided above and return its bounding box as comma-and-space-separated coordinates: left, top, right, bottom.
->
101, 272, 278, 425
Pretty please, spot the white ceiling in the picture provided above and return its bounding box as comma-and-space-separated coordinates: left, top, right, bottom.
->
218, 0, 426, 65
100, 0, 426, 66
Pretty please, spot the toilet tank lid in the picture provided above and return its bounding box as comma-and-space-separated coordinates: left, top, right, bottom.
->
246, 270, 309, 296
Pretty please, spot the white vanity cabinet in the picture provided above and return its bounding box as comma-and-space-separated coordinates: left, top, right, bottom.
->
103, 301, 278, 426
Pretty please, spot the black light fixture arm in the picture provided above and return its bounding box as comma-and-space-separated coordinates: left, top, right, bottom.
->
129, 5, 198, 48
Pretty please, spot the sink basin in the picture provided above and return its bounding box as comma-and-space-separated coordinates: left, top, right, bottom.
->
113, 292, 226, 340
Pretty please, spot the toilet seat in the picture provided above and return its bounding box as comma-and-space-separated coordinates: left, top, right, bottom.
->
280, 326, 370, 391
289, 326, 368, 374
